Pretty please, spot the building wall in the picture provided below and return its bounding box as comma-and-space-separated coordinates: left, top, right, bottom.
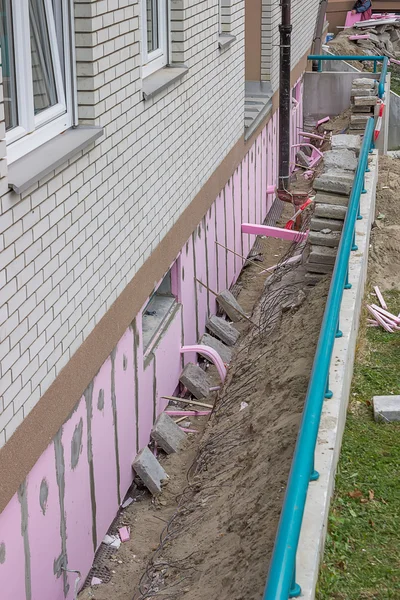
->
0, 0, 245, 446
261, 0, 320, 88
0, 88, 303, 599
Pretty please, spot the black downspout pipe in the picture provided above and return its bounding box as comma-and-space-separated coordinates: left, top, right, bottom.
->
278, 0, 292, 192
312, 0, 328, 71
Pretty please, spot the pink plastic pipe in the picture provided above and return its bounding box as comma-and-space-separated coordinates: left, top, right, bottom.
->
366, 305, 394, 333
165, 410, 211, 416
267, 185, 275, 194
180, 345, 227, 381
317, 116, 330, 126
348, 34, 370, 40
371, 304, 400, 324
299, 131, 325, 141
373, 286, 387, 310
291, 143, 324, 159
242, 223, 308, 242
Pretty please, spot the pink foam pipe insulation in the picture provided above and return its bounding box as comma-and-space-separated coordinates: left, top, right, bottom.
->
267, 185, 275, 194
180, 345, 227, 381
299, 131, 325, 141
242, 223, 308, 242
165, 410, 211, 416
291, 143, 324, 169
349, 34, 370, 40
366, 305, 394, 332
317, 116, 330, 126
374, 286, 387, 310
371, 304, 400, 324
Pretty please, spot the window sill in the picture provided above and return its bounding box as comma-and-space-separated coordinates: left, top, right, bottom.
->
244, 81, 273, 140
143, 297, 178, 355
8, 126, 103, 195
218, 34, 236, 50
142, 65, 189, 101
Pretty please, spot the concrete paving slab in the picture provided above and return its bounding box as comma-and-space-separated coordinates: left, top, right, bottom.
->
132, 447, 169, 496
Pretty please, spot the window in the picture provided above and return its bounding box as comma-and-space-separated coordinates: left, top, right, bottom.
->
141, 0, 168, 78
0, 0, 74, 164
142, 270, 177, 352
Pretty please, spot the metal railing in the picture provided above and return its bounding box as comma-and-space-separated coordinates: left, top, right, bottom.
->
308, 54, 389, 98
263, 117, 375, 600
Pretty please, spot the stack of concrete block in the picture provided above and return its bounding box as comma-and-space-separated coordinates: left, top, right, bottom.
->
306, 134, 361, 285
349, 78, 378, 135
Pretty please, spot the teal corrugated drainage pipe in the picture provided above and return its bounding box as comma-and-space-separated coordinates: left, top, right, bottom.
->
263, 117, 375, 600
307, 55, 388, 98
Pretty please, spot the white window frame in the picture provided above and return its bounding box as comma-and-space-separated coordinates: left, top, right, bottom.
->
4, 0, 74, 164
141, 0, 168, 78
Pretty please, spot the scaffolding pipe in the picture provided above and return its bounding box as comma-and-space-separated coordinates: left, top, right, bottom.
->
278, 0, 292, 192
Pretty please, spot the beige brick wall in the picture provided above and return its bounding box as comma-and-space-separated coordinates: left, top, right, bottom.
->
261, 0, 319, 88
0, 0, 245, 446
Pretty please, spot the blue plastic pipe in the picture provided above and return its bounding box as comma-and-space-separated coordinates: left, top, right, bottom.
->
307, 54, 388, 98
263, 117, 375, 600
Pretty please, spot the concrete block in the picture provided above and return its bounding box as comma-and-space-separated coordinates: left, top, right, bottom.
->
306, 262, 334, 274
315, 192, 349, 207
314, 203, 347, 221
314, 171, 354, 196
331, 134, 361, 155
354, 96, 378, 107
373, 395, 400, 422
310, 217, 343, 232
305, 272, 326, 285
350, 114, 370, 127
351, 87, 376, 97
296, 150, 310, 168
350, 122, 369, 131
302, 145, 313, 157
200, 333, 233, 364
309, 245, 337, 265
151, 412, 187, 454
206, 315, 240, 346
132, 447, 169, 496
323, 149, 357, 173
179, 363, 210, 399
308, 230, 341, 247
352, 106, 374, 113
353, 77, 376, 88
216, 289, 245, 322
348, 129, 366, 136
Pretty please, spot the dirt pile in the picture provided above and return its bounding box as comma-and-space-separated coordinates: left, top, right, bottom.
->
328, 22, 400, 63
126, 268, 329, 600
369, 155, 400, 289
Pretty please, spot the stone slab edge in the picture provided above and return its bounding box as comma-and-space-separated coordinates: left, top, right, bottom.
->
296, 152, 378, 599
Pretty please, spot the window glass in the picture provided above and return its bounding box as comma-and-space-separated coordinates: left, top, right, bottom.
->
29, 0, 58, 115
146, 0, 159, 53
0, 0, 18, 131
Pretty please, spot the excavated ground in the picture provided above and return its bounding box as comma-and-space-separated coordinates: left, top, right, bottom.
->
79, 187, 332, 599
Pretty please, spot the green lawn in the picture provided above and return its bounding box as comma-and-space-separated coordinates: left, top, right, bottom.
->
316, 290, 400, 600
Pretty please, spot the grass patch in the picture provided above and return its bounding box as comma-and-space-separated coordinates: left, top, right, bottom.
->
316, 290, 400, 600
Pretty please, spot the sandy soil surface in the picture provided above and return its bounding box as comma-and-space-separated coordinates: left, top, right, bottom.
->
369, 155, 400, 289
79, 191, 331, 600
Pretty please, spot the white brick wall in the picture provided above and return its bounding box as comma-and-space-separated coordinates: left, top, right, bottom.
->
0, 0, 245, 446
261, 0, 319, 89
0, 0, 319, 446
